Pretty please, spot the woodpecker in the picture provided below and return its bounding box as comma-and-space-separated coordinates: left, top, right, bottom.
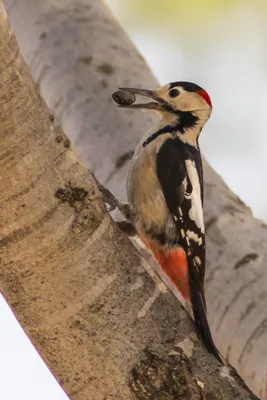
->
114, 81, 222, 362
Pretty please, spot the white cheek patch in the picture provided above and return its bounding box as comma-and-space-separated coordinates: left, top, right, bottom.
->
184, 159, 204, 233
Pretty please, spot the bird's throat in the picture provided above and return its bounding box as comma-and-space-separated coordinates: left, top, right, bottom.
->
143, 111, 200, 148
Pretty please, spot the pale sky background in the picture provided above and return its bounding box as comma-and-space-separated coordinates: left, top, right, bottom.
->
2, 1, 267, 399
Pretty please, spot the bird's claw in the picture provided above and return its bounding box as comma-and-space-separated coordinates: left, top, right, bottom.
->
98, 185, 117, 212
92, 173, 133, 219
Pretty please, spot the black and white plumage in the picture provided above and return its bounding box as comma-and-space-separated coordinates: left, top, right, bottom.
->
156, 136, 221, 358
156, 137, 205, 280
114, 81, 222, 362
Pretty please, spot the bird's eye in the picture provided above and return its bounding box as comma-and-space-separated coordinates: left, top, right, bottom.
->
169, 88, 180, 98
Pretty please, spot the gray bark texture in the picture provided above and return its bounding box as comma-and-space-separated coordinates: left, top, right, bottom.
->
4, 0, 267, 398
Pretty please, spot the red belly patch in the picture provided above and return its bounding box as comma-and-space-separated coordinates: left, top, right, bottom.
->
141, 235, 190, 301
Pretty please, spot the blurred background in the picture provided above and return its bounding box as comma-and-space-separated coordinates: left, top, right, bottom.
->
107, 0, 267, 222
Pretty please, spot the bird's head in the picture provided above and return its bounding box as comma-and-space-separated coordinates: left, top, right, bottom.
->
115, 81, 212, 146
118, 81, 211, 116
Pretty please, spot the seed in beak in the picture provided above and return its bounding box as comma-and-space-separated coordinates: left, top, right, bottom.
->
112, 90, 136, 106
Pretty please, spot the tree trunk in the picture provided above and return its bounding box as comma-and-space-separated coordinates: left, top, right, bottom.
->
4, 0, 267, 398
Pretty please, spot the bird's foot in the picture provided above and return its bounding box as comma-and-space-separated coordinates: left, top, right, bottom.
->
116, 220, 136, 236
92, 173, 134, 221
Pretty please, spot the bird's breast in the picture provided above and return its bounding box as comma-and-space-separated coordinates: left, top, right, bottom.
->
127, 135, 172, 234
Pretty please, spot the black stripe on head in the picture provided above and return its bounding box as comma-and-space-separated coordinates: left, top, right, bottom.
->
169, 81, 205, 92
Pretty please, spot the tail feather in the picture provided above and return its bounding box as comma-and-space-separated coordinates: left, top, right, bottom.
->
178, 227, 224, 363
189, 272, 223, 363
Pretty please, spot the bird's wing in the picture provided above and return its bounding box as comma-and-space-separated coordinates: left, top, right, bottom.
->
156, 137, 205, 285
156, 137, 222, 362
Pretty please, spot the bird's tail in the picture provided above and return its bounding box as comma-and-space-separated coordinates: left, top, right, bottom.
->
144, 241, 223, 363
188, 263, 223, 363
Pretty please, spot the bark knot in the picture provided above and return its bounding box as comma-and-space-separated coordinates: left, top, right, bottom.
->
55, 183, 103, 235
77, 56, 93, 65
97, 62, 114, 75
55, 135, 70, 148
55, 184, 88, 209
130, 348, 202, 399
115, 150, 134, 169
234, 253, 258, 269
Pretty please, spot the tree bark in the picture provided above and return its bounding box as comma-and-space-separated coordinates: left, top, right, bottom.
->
4, 0, 267, 398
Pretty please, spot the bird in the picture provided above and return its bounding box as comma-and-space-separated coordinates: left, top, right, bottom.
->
114, 81, 222, 362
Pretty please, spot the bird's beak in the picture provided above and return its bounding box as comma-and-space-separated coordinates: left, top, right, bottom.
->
117, 87, 166, 111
